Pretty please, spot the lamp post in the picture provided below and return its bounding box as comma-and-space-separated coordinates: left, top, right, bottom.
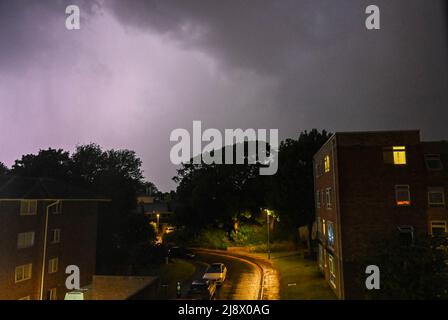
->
156, 213, 160, 233
266, 209, 271, 260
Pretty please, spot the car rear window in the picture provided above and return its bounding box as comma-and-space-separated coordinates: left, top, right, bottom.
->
208, 265, 222, 273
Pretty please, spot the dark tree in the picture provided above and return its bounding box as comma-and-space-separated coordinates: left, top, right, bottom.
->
11, 148, 71, 181
267, 129, 331, 238
0, 162, 9, 176
362, 236, 448, 299
173, 143, 268, 237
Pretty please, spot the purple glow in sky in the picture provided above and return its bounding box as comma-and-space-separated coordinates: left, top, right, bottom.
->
1, 0, 447, 191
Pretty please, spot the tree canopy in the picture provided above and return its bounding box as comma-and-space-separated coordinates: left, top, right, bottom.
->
173, 129, 331, 240
0, 162, 9, 176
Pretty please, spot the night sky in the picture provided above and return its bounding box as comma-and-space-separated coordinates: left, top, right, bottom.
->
0, 0, 447, 191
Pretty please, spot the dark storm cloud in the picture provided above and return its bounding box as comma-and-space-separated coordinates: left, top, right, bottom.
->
0, 0, 447, 191
106, 0, 448, 139
0, 0, 100, 72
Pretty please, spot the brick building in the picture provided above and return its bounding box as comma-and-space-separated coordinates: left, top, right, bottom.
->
314, 130, 448, 299
0, 176, 107, 300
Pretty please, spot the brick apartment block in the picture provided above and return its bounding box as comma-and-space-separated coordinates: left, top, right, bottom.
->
0, 176, 106, 300
314, 130, 448, 299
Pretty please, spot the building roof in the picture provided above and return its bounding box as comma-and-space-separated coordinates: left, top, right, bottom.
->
0, 176, 106, 200
85, 275, 158, 300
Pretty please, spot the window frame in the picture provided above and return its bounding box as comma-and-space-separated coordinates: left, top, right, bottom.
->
425, 154, 443, 171
17, 231, 35, 249
383, 146, 407, 166
53, 202, 62, 215
50, 229, 61, 244
47, 288, 57, 300
428, 187, 445, 207
15, 263, 32, 283
20, 200, 37, 216
48, 258, 59, 274
395, 185, 411, 206
430, 220, 447, 236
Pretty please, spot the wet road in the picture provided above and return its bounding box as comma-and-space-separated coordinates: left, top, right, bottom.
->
187, 250, 262, 300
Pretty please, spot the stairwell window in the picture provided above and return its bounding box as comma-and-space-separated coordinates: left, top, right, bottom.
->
384, 146, 407, 165
395, 185, 411, 206
20, 200, 37, 216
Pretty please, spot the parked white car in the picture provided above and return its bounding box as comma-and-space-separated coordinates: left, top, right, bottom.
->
203, 263, 227, 285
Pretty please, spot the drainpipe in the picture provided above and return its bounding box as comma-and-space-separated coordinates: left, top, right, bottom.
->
39, 201, 60, 300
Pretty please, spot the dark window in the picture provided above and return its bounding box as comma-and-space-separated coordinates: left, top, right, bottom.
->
428, 187, 445, 207
425, 154, 443, 171
397, 225, 414, 245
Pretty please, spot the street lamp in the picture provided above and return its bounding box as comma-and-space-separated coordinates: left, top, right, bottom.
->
156, 213, 160, 232
266, 209, 272, 260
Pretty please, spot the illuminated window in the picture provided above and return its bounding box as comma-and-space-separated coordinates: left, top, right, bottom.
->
428, 188, 445, 207
383, 146, 407, 165
425, 154, 443, 171
17, 231, 35, 249
20, 200, 37, 216
327, 221, 335, 249
48, 258, 58, 274
324, 155, 331, 173
395, 185, 411, 206
15, 264, 32, 283
431, 221, 447, 236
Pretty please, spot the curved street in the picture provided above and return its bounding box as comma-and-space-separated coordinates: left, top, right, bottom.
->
181, 249, 280, 300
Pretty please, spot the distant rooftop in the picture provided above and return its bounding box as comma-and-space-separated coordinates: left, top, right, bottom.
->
0, 176, 106, 200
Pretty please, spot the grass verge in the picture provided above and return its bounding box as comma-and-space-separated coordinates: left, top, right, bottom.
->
253, 251, 336, 300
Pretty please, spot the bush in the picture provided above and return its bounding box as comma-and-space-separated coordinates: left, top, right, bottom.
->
231, 224, 266, 246
164, 228, 231, 250
249, 241, 297, 253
